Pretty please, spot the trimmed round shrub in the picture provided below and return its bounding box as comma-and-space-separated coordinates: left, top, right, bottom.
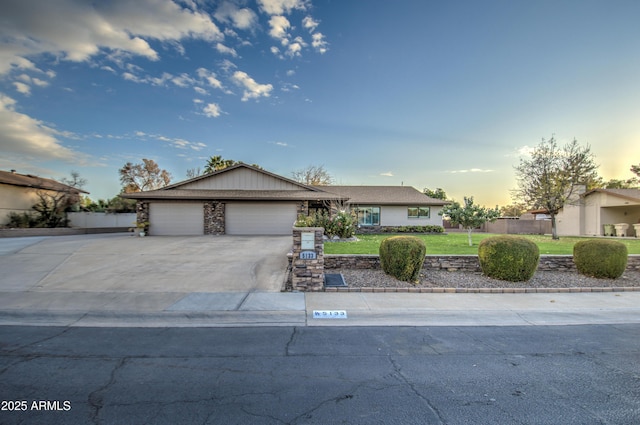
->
573, 239, 628, 279
478, 236, 540, 282
379, 236, 426, 282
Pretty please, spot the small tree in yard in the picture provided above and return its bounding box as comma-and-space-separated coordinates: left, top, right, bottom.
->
440, 197, 500, 246
513, 137, 598, 240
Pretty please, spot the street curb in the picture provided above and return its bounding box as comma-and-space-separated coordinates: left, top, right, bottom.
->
322, 286, 640, 293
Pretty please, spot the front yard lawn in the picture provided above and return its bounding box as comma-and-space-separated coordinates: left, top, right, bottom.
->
323, 233, 640, 255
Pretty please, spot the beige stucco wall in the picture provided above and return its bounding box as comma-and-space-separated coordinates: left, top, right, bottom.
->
0, 184, 45, 225
556, 203, 582, 236
558, 192, 640, 236
380, 205, 444, 227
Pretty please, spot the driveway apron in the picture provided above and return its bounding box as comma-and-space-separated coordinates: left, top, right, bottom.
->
0, 234, 291, 293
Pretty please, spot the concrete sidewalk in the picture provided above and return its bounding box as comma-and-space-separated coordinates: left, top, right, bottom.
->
1, 289, 640, 327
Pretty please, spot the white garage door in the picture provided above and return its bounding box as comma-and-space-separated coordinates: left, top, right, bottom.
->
226, 202, 297, 235
149, 203, 204, 236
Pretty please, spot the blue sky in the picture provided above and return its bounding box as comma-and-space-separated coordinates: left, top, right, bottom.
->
1, 0, 639, 207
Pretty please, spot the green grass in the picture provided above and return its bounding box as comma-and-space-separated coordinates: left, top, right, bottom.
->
324, 233, 640, 255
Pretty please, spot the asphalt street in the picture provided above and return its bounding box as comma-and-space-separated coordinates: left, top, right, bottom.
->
2, 324, 639, 424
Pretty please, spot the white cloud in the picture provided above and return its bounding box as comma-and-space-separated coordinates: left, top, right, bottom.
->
196, 68, 224, 90
193, 87, 208, 95
214, 2, 258, 30
311, 32, 328, 53
193, 98, 204, 104
134, 130, 207, 150
257, 0, 307, 16
216, 43, 238, 57
302, 16, 318, 32
219, 59, 237, 73
231, 71, 273, 101
0, 94, 83, 161
203, 103, 222, 118
268, 15, 291, 41
286, 36, 306, 57
13, 82, 31, 95
0, 0, 223, 75
448, 168, 494, 174
286, 69, 295, 76
380, 171, 394, 177
269, 141, 290, 147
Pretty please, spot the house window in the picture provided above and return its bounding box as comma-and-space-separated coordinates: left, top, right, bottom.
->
357, 206, 380, 226
408, 207, 430, 218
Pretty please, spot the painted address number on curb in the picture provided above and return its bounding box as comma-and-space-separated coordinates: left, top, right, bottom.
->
313, 310, 348, 319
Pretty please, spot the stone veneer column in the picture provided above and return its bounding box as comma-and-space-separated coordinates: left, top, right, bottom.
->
296, 201, 309, 217
136, 201, 149, 234
291, 226, 324, 291
204, 201, 225, 235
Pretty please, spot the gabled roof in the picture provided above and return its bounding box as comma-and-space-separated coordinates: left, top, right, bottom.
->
318, 185, 449, 206
122, 189, 345, 201
162, 163, 322, 192
583, 188, 640, 203
0, 170, 88, 194
121, 164, 346, 201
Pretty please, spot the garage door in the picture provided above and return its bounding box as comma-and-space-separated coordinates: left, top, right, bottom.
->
149, 203, 204, 236
226, 202, 297, 235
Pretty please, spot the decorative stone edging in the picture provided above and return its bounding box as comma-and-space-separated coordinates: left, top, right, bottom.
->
325, 254, 640, 272
323, 286, 640, 293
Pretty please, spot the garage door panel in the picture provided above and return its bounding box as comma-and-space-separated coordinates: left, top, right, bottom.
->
226, 202, 296, 235
150, 203, 204, 236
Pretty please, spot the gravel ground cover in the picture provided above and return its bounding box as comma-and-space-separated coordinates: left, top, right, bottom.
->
337, 269, 640, 290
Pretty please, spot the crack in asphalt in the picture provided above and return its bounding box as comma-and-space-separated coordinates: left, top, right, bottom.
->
388, 356, 447, 424
285, 326, 297, 356
87, 357, 126, 425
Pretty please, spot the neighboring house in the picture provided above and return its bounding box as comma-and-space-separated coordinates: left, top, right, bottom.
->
521, 209, 551, 220
556, 188, 640, 236
121, 164, 448, 236
0, 169, 88, 225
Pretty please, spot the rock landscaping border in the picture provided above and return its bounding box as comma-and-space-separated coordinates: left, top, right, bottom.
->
325, 254, 640, 272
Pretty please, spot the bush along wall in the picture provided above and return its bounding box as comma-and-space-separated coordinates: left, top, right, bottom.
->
379, 236, 427, 282
573, 239, 628, 279
478, 235, 540, 282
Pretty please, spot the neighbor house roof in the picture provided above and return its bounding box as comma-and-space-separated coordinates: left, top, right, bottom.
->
318, 186, 449, 206
582, 188, 640, 203
0, 170, 88, 194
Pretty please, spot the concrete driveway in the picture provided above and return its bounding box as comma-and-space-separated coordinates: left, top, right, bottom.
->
0, 234, 292, 293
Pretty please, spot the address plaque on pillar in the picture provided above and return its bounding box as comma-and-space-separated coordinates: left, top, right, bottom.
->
300, 251, 317, 260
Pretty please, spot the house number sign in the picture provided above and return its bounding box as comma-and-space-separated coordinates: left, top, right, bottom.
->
301, 232, 315, 250
300, 251, 317, 260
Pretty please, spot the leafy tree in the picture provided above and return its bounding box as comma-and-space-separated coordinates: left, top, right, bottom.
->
292, 165, 333, 185
602, 178, 638, 189
499, 203, 527, 217
202, 156, 262, 174
204, 155, 238, 174
186, 167, 203, 179
107, 195, 136, 212
31, 171, 85, 227
440, 196, 500, 246
513, 137, 598, 240
632, 163, 640, 178
119, 159, 171, 193
61, 171, 87, 190
423, 187, 447, 200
